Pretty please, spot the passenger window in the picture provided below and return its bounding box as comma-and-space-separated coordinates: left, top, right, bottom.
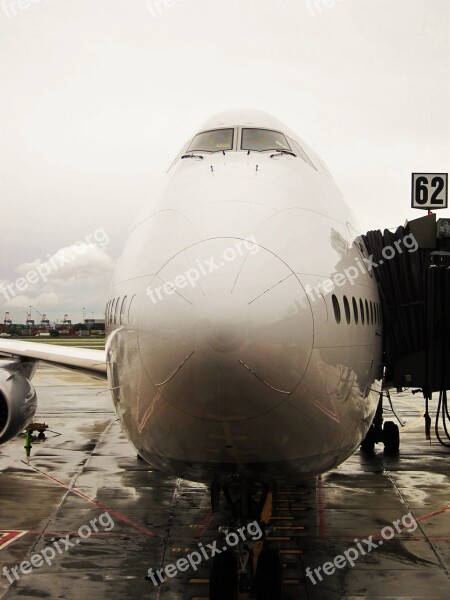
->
360, 299, 365, 325
128, 294, 137, 324
120, 296, 128, 325
365, 300, 370, 325
352, 297, 358, 324
110, 299, 116, 324
332, 295, 341, 324
114, 297, 121, 324
343, 296, 351, 324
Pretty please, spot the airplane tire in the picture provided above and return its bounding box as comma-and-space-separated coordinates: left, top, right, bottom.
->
360, 425, 376, 452
211, 479, 221, 514
383, 421, 400, 453
254, 549, 283, 600
209, 550, 238, 600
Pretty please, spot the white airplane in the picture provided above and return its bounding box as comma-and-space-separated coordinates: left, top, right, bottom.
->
0, 110, 390, 598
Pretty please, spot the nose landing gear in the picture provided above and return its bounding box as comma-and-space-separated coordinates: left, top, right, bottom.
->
208, 477, 284, 600
361, 390, 401, 453
209, 550, 238, 600
209, 530, 283, 600
254, 549, 283, 599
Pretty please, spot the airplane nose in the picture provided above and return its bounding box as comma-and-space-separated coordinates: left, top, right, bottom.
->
138, 238, 313, 422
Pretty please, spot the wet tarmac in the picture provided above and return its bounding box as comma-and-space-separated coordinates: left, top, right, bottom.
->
0, 364, 449, 599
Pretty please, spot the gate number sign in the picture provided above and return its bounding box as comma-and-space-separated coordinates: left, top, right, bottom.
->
411, 173, 448, 210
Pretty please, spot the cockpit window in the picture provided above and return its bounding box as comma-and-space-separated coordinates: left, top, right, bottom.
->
241, 128, 291, 152
186, 128, 234, 153
289, 138, 317, 170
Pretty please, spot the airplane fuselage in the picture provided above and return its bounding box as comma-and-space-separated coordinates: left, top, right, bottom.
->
105, 110, 383, 484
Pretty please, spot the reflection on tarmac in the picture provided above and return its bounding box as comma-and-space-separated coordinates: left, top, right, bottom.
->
0, 366, 449, 599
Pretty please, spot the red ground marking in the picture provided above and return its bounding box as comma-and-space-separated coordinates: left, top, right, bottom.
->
0, 531, 27, 550
194, 510, 212, 540
415, 504, 450, 523
369, 504, 450, 541
321, 505, 450, 542
320, 536, 450, 542
26, 531, 141, 537
21, 461, 156, 538
316, 475, 326, 538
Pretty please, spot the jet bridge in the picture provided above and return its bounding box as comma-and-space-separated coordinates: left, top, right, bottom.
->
363, 214, 450, 447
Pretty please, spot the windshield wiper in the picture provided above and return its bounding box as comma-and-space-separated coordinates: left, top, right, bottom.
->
181, 153, 204, 160
247, 149, 296, 156
270, 150, 296, 158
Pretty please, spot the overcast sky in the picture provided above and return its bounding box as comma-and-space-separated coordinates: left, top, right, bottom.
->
0, 0, 449, 323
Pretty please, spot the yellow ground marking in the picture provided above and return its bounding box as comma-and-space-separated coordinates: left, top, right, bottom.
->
394, 398, 425, 431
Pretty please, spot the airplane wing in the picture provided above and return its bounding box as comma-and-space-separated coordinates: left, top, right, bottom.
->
0, 339, 107, 380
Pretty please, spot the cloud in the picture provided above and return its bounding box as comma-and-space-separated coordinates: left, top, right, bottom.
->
5, 291, 70, 311
48, 243, 114, 284
1, 237, 115, 322
13, 242, 115, 286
